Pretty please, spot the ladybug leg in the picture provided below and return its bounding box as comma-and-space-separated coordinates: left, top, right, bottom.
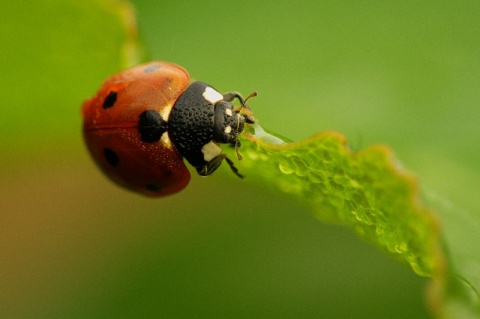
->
197, 154, 244, 179
223, 91, 256, 123
197, 156, 221, 176
223, 91, 257, 112
223, 91, 247, 105
224, 156, 244, 179
243, 114, 255, 124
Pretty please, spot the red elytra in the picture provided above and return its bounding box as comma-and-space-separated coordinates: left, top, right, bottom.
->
82, 62, 191, 196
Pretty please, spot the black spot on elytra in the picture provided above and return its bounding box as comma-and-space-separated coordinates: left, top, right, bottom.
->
103, 148, 119, 167
144, 64, 161, 73
145, 183, 161, 192
103, 91, 117, 109
138, 110, 168, 142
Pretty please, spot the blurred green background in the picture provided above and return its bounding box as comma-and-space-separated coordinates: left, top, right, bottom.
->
2, 0, 480, 317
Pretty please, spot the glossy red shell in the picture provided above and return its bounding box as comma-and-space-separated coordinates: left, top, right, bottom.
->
82, 61, 192, 197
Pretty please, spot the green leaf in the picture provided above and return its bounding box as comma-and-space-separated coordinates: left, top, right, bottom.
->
423, 190, 480, 318
240, 123, 440, 277
237, 121, 480, 317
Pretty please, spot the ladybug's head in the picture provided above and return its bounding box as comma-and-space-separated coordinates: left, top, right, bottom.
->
213, 102, 245, 145
212, 92, 256, 161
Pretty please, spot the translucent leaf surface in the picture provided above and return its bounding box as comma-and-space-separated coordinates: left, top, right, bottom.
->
236, 121, 480, 317
239, 123, 441, 277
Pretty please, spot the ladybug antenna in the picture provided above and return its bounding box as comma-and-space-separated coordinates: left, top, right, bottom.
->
234, 91, 257, 160
239, 91, 257, 112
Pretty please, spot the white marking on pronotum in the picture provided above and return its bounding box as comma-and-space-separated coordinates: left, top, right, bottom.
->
224, 125, 232, 134
202, 87, 223, 104
160, 132, 173, 149
159, 105, 173, 122
201, 141, 222, 161
225, 108, 233, 117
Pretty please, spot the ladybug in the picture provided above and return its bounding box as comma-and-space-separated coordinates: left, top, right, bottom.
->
82, 61, 255, 197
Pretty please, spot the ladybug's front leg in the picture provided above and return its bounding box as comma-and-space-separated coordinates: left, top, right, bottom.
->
223, 91, 247, 105
197, 153, 244, 179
